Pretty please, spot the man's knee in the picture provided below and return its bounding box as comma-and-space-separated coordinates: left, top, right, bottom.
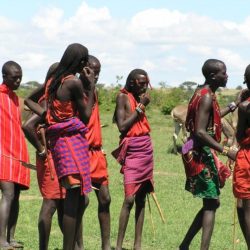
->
203, 199, 220, 211
1, 189, 15, 203
99, 193, 111, 208
124, 196, 135, 210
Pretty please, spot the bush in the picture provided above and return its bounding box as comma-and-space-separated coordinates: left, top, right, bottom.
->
161, 88, 191, 115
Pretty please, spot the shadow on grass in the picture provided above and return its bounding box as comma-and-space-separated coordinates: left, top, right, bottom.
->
167, 145, 182, 154
111, 247, 129, 250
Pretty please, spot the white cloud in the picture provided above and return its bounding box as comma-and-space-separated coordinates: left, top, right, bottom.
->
188, 46, 213, 56
1, 2, 250, 87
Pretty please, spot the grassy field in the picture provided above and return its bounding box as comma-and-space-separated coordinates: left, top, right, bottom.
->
14, 109, 245, 250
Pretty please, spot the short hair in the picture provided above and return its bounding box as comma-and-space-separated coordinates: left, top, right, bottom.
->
244, 64, 250, 84
2, 61, 21, 76
88, 55, 101, 67
202, 59, 225, 79
44, 62, 59, 84
125, 68, 148, 86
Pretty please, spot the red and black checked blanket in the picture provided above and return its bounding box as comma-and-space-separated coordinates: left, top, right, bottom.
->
46, 117, 91, 195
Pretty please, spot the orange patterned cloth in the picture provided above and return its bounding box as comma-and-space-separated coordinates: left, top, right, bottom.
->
0, 84, 30, 189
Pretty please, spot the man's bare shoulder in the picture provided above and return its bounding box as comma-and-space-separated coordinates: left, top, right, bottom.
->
239, 100, 250, 113
64, 76, 82, 90
116, 92, 129, 102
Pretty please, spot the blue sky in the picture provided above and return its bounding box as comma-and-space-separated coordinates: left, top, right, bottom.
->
1, 0, 250, 87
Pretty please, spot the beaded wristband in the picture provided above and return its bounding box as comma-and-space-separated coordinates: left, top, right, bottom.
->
227, 101, 237, 112
37, 148, 46, 157
135, 106, 143, 114
221, 146, 230, 156
138, 103, 146, 112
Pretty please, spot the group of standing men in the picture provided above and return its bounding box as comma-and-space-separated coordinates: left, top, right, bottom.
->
0, 43, 154, 250
2, 43, 250, 250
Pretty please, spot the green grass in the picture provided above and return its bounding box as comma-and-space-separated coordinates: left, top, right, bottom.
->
15, 109, 245, 250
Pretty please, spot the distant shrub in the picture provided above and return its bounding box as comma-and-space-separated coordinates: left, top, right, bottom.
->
161, 88, 191, 115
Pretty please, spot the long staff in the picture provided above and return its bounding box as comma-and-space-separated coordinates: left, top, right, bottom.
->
150, 192, 166, 223
1, 153, 36, 170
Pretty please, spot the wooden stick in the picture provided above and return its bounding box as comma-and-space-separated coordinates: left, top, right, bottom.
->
1, 154, 36, 170
232, 198, 237, 250
147, 194, 156, 240
91, 185, 100, 191
150, 192, 166, 223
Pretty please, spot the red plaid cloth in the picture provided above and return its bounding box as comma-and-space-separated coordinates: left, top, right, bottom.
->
46, 117, 91, 195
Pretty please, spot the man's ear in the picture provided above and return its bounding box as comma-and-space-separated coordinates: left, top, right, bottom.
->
210, 72, 216, 81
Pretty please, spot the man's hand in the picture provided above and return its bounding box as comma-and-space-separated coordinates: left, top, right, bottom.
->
81, 66, 95, 90
227, 148, 238, 161
139, 93, 150, 106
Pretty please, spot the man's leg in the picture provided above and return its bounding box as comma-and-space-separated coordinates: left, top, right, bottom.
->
200, 199, 220, 250
38, 199, 57, 250
63, 188, 88, 250
242, 199, 250, 248
133, 191, 146, 250
179, 199, 219, 250
0, 181, 15, 248
237, 199, 247, 241
179, 208, 204, 250
116, 196, 135, 250
94, 184, 111, 250
7, 184, 21, 245
74, 195, 89, 250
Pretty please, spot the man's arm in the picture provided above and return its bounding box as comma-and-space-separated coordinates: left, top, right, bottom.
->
22, 113, 44, 153
195, 93, 224, 152
115, 93, 140, 134
236, 102, 249, 143
70, 78, 94, 125
24, 85, 46, 118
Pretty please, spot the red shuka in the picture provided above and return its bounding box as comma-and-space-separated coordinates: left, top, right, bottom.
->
120, 88, 150, 137
0, 84, 30, 189
85, 94, 108, 185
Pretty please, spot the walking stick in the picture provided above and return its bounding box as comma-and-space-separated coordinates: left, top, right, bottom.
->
232, 198, 237, 250
40, 127, 54, 180
147, 194, 156, 240
1, 153, 36, 170
150, 192, 166, 223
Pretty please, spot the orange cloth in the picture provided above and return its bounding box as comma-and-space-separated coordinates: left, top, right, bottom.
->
45, 75, 77, 125
36, 152, 66, 199
0, 84, 30, 189
120, 88, 150, 137
85, 94, 108, 185
89, 150, 108, 185
233, 128, 250, 199
85, 94, 102, 147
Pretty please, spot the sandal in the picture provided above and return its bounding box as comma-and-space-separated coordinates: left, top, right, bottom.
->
9, 240, 23, 249
0, 242, 14, 250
